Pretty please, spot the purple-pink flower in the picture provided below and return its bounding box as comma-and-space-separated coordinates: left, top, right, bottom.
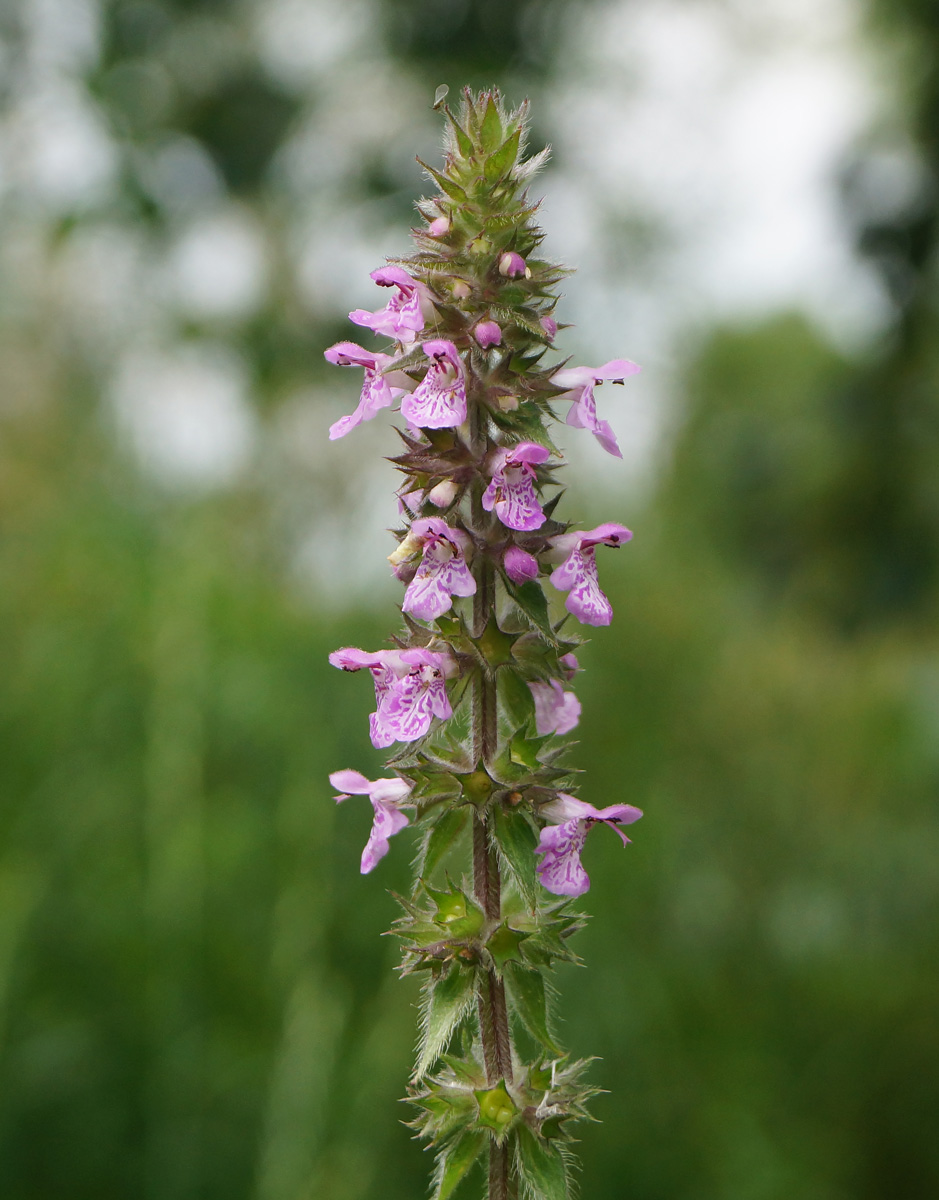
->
474, 319, 502, 348
535, 793, 643, 897
330, 769, 412, 873
549, 523, 632, 626
401, 340, 467, 429
540, 315, 558, 341
324, 341, 406, 440
329, 646, 454, 748
396, 518, 477, 621
551, 359, 640, 458
482, 441, 551, 532
499, 251, 528, 278
529, 680, 581, 737
503, 545, 539, 584
349, 266, 431, 343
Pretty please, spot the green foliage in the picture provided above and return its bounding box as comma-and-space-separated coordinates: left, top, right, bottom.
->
415, 963, 477, 1078
433, 1130, 488, 1200
515, 1126, 569, 1200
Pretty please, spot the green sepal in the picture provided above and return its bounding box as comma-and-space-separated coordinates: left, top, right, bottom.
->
418, 158, 469, 202
485, 126, 522, 181
405, 768, 463, 805
503, 578, 558, 644
499, 667, 536, 730
433, 1130, 487, 1200
515, 1124, 569, 1200
474, 1082, 518, 1141
445, 108, 475, 159
486, 921, 530, 973
440, 1053, 487, 1087
510, 730, 553, 772
415, 962, 477, 1077
419, 806, 469, 880
479, 96, 503, 151
425, 883, 486, 937
492, 805, 539, 909
413, 1085, 476, 1143
505, 962, 561, 1054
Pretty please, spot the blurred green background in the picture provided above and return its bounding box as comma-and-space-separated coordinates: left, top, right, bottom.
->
1, 0, 938, 1197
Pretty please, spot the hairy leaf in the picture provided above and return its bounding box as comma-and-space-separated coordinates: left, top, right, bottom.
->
416, 963, 477, 1078
486, 127, 522, 181
503, 578, 557, 643
434, 1130, 487, 1200
492, 805, 539, 909
480, 96, 503, 151
499, 666, 536, 730
420, 806, 469, 880
505, 962, 560, 1053
516, 1125, 569, 1200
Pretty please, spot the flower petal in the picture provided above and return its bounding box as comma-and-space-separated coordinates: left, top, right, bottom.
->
535, 820, 590, 896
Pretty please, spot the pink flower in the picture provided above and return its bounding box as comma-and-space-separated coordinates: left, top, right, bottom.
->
427, 217, 450, 236
549, 523, 632, 626
503, 545, 539, 584
323, 341, 406, 440
474, 319, 502, 348
551, 359, 640, 458
398, 518, 477, 621
529, 680, 581, 736
330, 769, 412, 873
499, 252, 528, 278
482, 441, 551, 532
349, 265, 431, 343
401, 340, 467, 429
535, 793, 643, 897
329, 646, 454, 748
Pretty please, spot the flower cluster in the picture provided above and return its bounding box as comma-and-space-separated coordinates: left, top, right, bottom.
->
322, 89, 645, 1200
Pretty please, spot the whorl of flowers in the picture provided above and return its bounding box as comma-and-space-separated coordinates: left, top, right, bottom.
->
324, 89, 642, 1200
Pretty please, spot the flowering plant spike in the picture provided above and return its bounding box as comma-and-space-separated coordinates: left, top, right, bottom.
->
325, 89, 642, 1200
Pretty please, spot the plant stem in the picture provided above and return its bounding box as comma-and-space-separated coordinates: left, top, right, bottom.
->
468, 398, 516, 1200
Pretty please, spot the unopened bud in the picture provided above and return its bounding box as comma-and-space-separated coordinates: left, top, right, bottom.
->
473, 319, 502, 348
427, 479, 458, 507
451, 280, 472, 300
504, 545, 539, 583
497, 394, 520, 412
559, 652, 580, 680
428, 216, 450, 236
499, 251, 527, 278
540, 315, 558, 340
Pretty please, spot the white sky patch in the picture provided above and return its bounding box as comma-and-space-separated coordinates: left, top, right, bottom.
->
544, 0, 885, 352
8, 82, 117, 211
168, 208, 269, 321
112, 342, 257, 490
255, 0, 369, 86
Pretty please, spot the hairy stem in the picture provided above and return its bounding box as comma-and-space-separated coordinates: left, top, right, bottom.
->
469, 398, 515, 1200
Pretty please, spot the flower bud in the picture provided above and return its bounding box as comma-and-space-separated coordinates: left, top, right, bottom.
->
540, 315, 558, 339
451, 280, 472, 300
496, 394, 519, 412
499, 251, 527, 278
427, 479, 458, 507
559, 652, 580, 679
473, 319, 502, 348
427, 216, 450, 236
504, 545, 539, 583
